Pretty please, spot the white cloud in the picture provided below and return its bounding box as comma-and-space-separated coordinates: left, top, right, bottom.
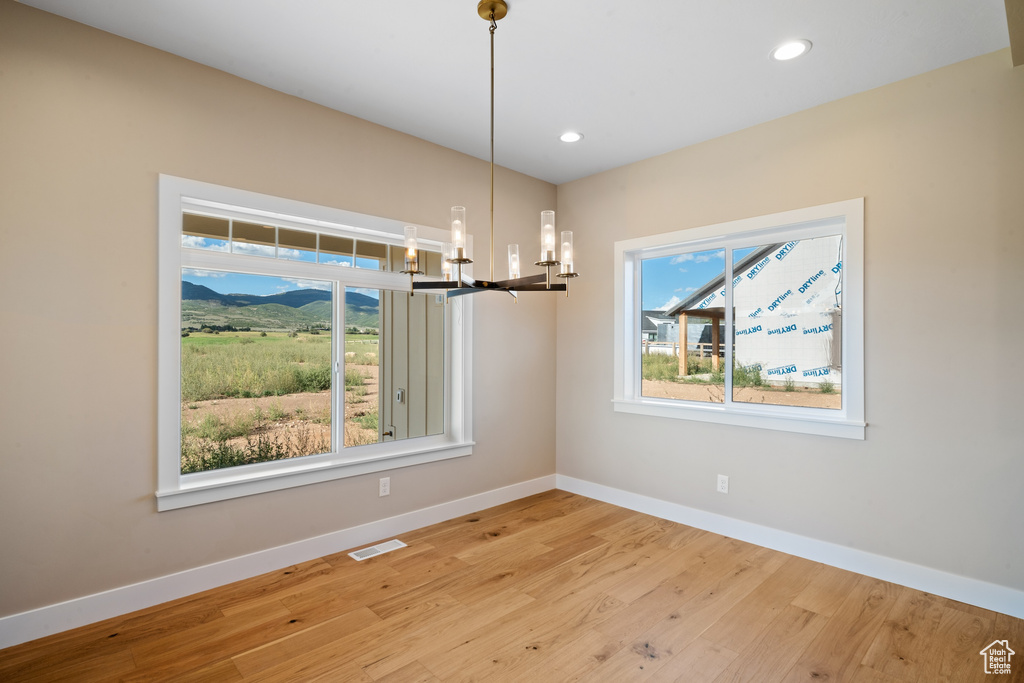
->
695, 252, 724, 264
670, 254, 694, 265
182, 268, 226, 278
685, 287, 697, 292
349, 287, 380, 300
655, 295, 682, 311
231, 243, 276, 258
181, 235, 229, 252
281, 277, 331, 291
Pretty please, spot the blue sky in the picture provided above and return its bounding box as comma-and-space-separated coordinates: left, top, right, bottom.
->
641, 247, 757, 311
183, 268, 379, 300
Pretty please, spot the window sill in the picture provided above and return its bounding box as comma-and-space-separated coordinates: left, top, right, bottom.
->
156, 439, 474, 511
612, 398, 865, 440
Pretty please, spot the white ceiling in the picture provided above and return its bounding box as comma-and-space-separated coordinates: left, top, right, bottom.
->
19, 0, 1010, 185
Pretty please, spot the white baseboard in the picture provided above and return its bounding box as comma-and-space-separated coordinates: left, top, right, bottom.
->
0, 474, 557, 650
6, 472, 1019, 651
556, 474, 1024, 620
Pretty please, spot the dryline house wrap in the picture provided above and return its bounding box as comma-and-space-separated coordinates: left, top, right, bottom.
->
665, 236, 843, 388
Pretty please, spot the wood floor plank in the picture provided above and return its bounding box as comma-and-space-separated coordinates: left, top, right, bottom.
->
239, 595, 468, 682
125, 600, 296, 679
588, 547, 787, 680
920, 605, 994, 683
420, 590, 626, 681
371, 660, 442, 683
231, 606, 382, 678
0, 598, 223, 680
516, 534, 674, 604
2, 492, 1022, 683
790, 561, 863, 617
592, 537, 764, 646
701, 554, 822, 653
780, 574, 901, 683
646, 637, 740, 683
511, 627, 623, 682
180, 658, 246, 682
445, 534, 607, 606
359, 588, 536, 680
711, 604, 826, 683
8, 646, 136, 683
861, 588, 949, 681
605, 527, 725, 604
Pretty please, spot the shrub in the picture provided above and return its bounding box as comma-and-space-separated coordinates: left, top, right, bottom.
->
641, 352, 679, 382
345, 367, 367, 388
733, 363, 764, 387
820, 379, 835, 394
355, 411, 378, 431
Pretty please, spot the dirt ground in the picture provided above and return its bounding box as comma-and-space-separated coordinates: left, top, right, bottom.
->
641, 380, 841, 409
182, 365, 381, 451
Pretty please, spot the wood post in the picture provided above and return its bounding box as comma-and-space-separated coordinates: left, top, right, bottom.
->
711, 316, 720, 372
678, 312, 688, 376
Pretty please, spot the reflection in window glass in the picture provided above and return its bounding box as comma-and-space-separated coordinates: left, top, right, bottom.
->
278, 228, 318, 263
319, 234, 355, 267
179, 269, 333, 473
732, 235, 843, 409
640, 248, 725, 403
344, 287, 444, 446
182, 213, 230, 252
356, 241, 389, 271
231, 221, 277, 258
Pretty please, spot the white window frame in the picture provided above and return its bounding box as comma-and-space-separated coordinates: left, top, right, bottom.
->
613, 198, 864, 439
158, 175, 474, 511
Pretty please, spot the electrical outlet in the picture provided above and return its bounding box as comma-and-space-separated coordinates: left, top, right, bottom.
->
717, 474, 729, 494
379, 477, 390, 497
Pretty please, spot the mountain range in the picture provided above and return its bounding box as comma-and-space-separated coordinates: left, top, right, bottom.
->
181, 280, 379, 331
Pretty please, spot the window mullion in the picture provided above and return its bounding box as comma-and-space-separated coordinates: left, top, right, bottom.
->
333, 280, 342, 454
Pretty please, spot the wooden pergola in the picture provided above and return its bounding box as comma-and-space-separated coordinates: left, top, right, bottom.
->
677, 308, 724, 376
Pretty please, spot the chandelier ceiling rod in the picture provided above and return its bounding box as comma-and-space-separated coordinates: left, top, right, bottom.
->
487, 5, 497, 282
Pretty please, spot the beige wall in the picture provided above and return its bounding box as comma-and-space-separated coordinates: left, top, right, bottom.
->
556, 49, 1024, 591
0, 1, 557, 618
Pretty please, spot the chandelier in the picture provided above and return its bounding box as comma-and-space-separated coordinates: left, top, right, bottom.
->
406, 0, 579, 299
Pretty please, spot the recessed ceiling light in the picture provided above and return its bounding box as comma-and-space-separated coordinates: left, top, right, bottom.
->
770, 39, 812, 61
559, 131, 583, 143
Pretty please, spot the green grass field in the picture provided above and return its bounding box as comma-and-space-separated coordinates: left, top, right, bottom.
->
181, 331, 334, 402
180, 330, 381, 472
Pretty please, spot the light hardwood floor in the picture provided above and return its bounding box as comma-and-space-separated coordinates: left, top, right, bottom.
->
1, 490, 1022, 682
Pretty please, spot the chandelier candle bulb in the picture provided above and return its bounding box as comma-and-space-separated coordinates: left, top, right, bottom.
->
508, 244, 520, 279
560, 231, 574, 274
441, 241, 453, 280
451, 206, 467, 260
540, 210, 556, 263
403, 226, 419, 273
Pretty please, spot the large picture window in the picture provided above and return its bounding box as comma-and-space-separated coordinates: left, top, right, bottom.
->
159, 176, 473, 510
614, 198, 864, 439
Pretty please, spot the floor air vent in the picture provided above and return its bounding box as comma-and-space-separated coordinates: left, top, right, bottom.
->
348, 539, 407, 561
